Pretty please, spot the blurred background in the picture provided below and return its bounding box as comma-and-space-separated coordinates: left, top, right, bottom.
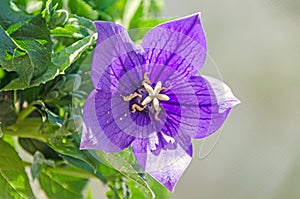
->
161, 0, 300, 199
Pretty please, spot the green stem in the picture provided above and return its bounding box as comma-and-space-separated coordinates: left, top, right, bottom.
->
17, 100, 45, 122
2, 128, 47, 142
24, 162, 102, 181
17, 105, 36, 122
44, 166, 96, 179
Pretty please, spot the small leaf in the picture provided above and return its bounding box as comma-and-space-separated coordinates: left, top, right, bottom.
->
19, 138, 62, 160
31, 151, 55, 179
0, 139, 36, 199
39, 170, 88, 199
68, 0, 98, 20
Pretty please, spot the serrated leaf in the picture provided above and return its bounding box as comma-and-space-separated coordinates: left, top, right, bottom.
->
0, 139, 36, 199
39, 170, 88, 199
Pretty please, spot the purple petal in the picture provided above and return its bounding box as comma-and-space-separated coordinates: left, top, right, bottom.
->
92, 21, 144, 91
189, 76, 241, 138
80, 89, 135, 152
132, 138, 192, 192
142, 13, 207, 82
157, 74, 239, 140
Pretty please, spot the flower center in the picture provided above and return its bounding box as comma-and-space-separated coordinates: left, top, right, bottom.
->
122, 72, 171, 120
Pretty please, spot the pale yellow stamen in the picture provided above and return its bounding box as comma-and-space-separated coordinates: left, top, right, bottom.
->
121, 92, 142, 101
154, 107, 161, 121
121, 72, 170, 121
131, 104, 147, 113
142, 72, 151, 85
141, 81, 169, 120
162, 83, 172, 91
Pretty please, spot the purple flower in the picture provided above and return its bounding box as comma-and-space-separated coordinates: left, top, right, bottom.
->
80, 13, 240, 191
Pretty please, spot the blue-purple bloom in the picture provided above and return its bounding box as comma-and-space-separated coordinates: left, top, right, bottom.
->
80, 13, 240, 191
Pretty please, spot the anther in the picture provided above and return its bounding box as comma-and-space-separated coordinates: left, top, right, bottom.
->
154, 107, 161, 121
131, 104, 147, 113
121, 92, 142, 101
162, 83, 172, 91
142, 72, 151, 85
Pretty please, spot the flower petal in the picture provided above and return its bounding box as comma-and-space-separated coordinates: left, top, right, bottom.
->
132, 138, 192, 192
142, 13, 207, 82
80, 89, 135, 152
92, 21, 145, 92
158, 74, 240, 140
188, 75, 241, 138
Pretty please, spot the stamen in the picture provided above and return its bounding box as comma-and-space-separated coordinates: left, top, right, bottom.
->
142, 72, 151, 85
154, 107, 161, 121
153, 98, 160, 112
131, 104, 147, 113
122, 72, 170, 121
161, 83, 172, 91
121, 92, 142, 101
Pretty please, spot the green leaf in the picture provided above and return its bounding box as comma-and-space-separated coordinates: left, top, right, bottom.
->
96, 150, 155, 199
0, 139, 36, 199
0, 15, 51, 85
39, 170, 88, 199
1, 32, 96, 91
50, 9, 69, 28
122, 0, 142, 28
88, 0, 119, 11
19, 138, 62, 160
142, 0, 164, 17
68, 0, 98, 20
52, 33, 96, 72
128, 0, 165, 28
0, 63, 59, 91
47, 134, 101, 175
51, 14, 95, 39
0, 0, 31, 29
31, 151, 55, 180
103, 0, 127, 22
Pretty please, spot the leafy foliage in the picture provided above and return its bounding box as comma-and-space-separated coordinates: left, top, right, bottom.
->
0, 0, 171, 198
0, 139, 36, 199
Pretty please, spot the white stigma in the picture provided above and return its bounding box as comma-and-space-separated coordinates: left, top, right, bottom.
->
141, 81, 170, 112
